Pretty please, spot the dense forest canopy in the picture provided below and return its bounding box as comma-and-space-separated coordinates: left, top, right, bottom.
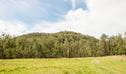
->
0, 31, 126, 59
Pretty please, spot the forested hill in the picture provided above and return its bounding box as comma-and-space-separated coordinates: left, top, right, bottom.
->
18, 31, 93, 39
0, 31, 126, 59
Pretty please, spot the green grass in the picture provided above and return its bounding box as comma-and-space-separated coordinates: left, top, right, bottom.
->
0, 56, 126, 74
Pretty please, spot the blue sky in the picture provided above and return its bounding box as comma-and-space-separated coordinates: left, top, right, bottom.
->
0, 0, 87, 25
0, 0, 126, 37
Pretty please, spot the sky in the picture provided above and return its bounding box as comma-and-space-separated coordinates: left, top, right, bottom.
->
0, 0, 126, 37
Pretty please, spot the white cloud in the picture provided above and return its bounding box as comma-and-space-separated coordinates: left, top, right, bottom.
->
0, 20, 27, 36
71, 0, 76, 10
32, 0, 126, 37
0, 0, 45, 18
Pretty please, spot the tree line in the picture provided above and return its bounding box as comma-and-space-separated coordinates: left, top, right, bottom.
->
0, 31, 126, 59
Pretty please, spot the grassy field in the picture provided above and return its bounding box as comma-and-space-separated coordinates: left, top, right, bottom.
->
0, 56, 126, 74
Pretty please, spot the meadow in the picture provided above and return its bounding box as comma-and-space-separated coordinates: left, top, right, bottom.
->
0, 56, 126, 74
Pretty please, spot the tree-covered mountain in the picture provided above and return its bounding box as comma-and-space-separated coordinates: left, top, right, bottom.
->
0, 31, 126, 59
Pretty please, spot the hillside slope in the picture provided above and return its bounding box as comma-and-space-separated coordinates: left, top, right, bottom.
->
0, 31, 126, 58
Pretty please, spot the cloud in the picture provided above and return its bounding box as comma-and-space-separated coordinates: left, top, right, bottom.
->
0, 0, 40, 16
67, 0, 86, 10
31, 0, 126, 37
0, 20, 27, 35
71, 0, 76, 10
